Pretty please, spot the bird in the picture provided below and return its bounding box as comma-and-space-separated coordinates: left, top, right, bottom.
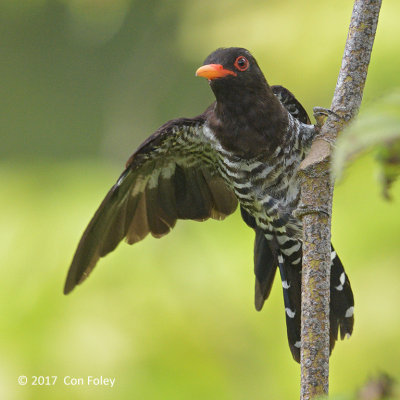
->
64, 47, 354, 363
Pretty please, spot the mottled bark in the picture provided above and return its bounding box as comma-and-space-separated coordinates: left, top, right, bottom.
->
298, 1, 382, 399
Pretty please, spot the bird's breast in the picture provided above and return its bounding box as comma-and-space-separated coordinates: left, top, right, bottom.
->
207, 143, 302, 237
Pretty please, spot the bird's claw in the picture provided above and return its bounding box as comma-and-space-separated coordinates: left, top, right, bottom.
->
313, 107, 340, 128
293, 205, 331, 219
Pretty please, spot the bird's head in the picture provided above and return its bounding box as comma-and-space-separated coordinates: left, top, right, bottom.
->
196, 47, 268, 100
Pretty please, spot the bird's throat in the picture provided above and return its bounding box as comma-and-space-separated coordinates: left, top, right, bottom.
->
208, 87, 289, 158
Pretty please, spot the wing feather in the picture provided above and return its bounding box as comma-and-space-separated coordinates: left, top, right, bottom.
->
64, 114, 237, 294
126, 192, 150, 244
204, 171, 237, 219
271, 85, 311, 124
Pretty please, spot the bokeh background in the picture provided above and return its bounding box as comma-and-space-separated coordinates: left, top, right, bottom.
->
1, 0, 399, 399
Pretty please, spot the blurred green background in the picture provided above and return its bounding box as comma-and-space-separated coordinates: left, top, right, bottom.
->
1, 0, 399, 399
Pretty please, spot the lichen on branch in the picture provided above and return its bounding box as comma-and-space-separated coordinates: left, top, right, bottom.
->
298, 1, 382, 399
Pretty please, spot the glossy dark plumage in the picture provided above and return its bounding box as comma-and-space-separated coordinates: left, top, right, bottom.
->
64, 47, 354, 363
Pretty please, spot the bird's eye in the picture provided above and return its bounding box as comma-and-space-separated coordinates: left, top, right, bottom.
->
234, 56, 249, 72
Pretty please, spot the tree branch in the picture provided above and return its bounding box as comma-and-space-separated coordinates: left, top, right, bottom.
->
299, 1, 382, 399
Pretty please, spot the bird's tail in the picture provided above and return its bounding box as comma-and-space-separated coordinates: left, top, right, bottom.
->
329, 248, 354, 346
275, 245, 354, 362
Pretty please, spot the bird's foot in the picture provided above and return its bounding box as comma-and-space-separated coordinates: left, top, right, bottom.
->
313, 107, 340, 129
293, 204, 331, 219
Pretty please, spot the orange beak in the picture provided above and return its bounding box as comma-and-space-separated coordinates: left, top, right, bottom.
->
195, 64, 237, 80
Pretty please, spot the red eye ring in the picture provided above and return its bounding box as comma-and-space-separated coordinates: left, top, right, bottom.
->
234, 56, 249, 71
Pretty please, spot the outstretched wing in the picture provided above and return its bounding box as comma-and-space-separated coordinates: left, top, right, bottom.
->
64, 112, 238, 294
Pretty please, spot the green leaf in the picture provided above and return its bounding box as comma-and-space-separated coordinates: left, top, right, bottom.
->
332, 89, 400, 199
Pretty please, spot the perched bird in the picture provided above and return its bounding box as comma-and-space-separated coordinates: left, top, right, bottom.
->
64, 47, 354, 362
